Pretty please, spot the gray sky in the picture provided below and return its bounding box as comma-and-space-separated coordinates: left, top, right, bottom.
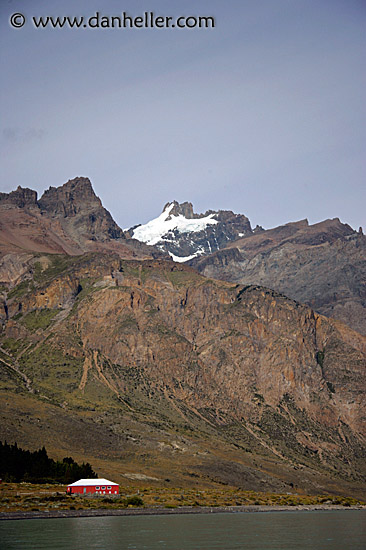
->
1, 0, 365, 231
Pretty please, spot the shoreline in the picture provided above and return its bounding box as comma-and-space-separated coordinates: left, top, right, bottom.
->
1, 504, 365, 521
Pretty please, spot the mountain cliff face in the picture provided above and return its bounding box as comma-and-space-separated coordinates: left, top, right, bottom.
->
190, 218, 366, 335
130, 201, 252, 261
0, 178, 164, 283
1, 255, 365, 497
38, 177, 126, 244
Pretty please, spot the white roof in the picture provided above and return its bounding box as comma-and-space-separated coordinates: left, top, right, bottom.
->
67, 478, 117, 487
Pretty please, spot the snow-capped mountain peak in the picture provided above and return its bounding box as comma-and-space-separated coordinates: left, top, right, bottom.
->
132, 202, 218, 247
130, 201, 252, 262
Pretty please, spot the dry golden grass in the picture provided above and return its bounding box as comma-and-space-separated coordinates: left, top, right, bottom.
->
0, 483, 364, 513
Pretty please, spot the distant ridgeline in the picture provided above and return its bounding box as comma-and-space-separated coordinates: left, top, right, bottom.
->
0, 442, 96, 483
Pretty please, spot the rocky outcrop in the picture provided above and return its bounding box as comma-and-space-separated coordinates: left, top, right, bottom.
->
0, 178, 164, 261
166, 200, 196, 219
38, 177, 126, 244
0, 186, 38, 208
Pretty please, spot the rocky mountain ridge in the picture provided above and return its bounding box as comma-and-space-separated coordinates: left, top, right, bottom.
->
0, 178, 165, 284
190, 218, 366, 335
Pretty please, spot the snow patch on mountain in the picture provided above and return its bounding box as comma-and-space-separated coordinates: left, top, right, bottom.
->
132, 203, 218, 246
168, 252, 198, 263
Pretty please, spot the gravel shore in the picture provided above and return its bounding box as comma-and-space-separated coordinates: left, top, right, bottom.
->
1, 504, 365, 521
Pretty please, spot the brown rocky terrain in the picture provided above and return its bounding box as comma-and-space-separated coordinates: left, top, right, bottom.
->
190, 218, 366, 335
0, 254, 365, 498
0, 178, 162, 273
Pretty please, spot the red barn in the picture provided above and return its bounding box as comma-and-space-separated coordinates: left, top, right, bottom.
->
66, 478, 119, 495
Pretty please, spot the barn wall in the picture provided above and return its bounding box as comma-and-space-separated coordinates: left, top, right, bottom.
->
67, 484, 119, 495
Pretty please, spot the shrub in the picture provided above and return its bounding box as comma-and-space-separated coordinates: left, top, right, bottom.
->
126, 496, 144, 507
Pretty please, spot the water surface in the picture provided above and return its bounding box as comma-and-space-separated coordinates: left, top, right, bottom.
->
1, 510, 365, 549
